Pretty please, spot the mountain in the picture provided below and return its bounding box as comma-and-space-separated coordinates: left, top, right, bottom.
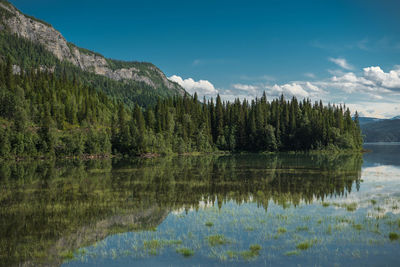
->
361, 119, 400, 142
0, 0, 185, 107
357, 116, 386, 126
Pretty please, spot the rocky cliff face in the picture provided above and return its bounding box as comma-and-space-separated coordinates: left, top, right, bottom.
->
0, 1, 184, 94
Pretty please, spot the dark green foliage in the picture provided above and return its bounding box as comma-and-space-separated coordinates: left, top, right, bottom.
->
0, 60, 117, 158
109, 93, 362, 156
0, 55, 362, 158
0, 56, 362, 158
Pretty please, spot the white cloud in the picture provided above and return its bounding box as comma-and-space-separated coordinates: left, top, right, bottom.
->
304, 82, 321, 92
327, 69, 345, 76
232, 84, 258, 93
326, 66, 400, 95
329, 57, 354, 70
304, 73, 316, 78
345, 102, 400, 119
363, 66, 400, 90
270, 83, 310, 98
229, 81, 325, 101
171, 64, 400, 118
168, 75, 218, 97
266, 82, 325, 99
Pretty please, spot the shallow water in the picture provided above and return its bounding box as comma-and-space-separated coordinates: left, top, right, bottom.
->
1, 144, 399, 266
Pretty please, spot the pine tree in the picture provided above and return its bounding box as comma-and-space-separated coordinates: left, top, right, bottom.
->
5, 55, 14, 90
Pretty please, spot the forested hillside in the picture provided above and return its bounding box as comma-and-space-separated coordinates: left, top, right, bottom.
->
361, 119, 400, 142
0, 0, 186, 108
0, 57, 118, 158
0, 31, 183, 108
0, 57, 363, 159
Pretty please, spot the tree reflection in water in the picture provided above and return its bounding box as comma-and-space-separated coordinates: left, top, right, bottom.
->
0, 153, 362, 266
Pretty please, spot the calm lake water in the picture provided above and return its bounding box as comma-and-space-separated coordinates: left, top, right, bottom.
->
1, 144, 400, 266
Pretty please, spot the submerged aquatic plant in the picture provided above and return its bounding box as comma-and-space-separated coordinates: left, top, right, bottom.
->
388, 232, 399, 241
205, 221, 214, 227
352, 224, 363, 231
284, 250, 300, 256
207, 234, 229, 246
295, 226, 309, 232
240, 244, 262, 260
277, 227, 287, 234
176, 247, 194, 257
60, 250, 75, 261
296, 239, 317, 250
142, 239, 182, 256
344, 203, 358, 212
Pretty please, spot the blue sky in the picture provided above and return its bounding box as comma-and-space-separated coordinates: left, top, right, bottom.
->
9, 0, 400, 118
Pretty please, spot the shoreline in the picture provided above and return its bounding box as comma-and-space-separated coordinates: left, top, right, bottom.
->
1, 148, 368, 162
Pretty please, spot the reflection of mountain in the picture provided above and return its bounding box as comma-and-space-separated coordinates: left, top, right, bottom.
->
47, 206, 168, 267
0, 161, 169, 267
0, 153, 362, 266
363, 143, 400, 167
20, 206, 169, 267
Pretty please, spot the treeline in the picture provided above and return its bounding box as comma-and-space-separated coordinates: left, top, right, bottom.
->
0, 59, 362, 159
112, 92, 363, 155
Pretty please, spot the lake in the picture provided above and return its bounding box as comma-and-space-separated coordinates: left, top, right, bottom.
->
1, 144, 400, 266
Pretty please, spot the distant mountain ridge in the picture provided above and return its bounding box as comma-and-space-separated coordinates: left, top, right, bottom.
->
359, 116, 400, 143
357, 116, 386, 126
0, 0, 185, 106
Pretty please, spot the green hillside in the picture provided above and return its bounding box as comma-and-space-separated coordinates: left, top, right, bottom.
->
0, 31, 182, 108
361, 119, 400, 142
0, 0, 185, 108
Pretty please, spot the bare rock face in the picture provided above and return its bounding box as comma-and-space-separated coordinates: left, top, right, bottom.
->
0, 2, 185, 95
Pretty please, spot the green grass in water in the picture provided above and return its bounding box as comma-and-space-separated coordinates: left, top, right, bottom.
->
352, 224, 363, 231
344, 203, 358, 212
277, 227, 287, 234
143, 239, 182, 255
60, 250, 75, 261
205, 221, 214, 227
240, 244, 262, 260
295, 226, 309, 232
284, 250, 300, 256
176, 247, 194, 257
296, 239, 317, 250
389, 232, 399, 241
207, 234, 229, 246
